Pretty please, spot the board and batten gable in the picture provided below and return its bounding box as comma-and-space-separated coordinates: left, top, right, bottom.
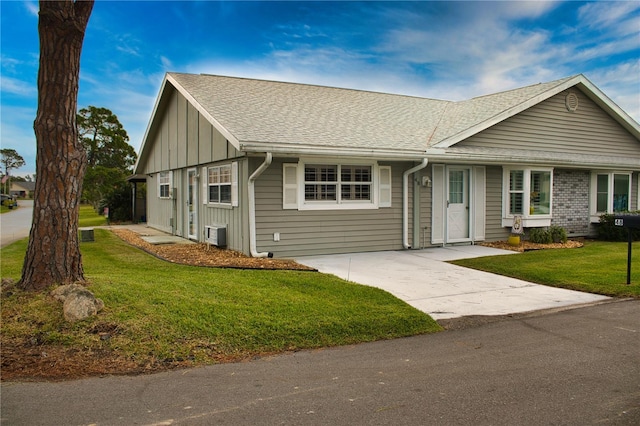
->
139, 87, 241, 175
252, 158, 415, 258
457, 88, 640, 158
138, 85, 246, 246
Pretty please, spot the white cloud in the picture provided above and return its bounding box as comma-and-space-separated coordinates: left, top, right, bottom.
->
24, 1, 38, 17
587, 60, 640, 123
0, 106, 37, 175
578, 1, 640, 34
0, 76, 37, 97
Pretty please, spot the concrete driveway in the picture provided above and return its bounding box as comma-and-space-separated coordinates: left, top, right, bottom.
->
0, 200, 33, 248
295, 245, 610, 320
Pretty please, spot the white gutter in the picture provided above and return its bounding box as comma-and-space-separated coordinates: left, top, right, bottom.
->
239, 142, 427, 160
248, 152, 273, 258
403, 158, 429, 249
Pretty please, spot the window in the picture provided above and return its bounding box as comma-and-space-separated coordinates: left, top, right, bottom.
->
208, 165, 232, 204
304, 164, 372, 204
508, 170, 524, 215
503, 167, 553, 226
530, 170, 551, 215
158, 171, 171, 198
283, 161, 387, 210
591, 172, 631, 217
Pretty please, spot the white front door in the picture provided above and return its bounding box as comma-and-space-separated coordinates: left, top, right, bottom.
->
187, 168, 198, 240
447, 167, 470, 242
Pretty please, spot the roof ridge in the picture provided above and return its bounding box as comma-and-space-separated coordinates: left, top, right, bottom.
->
169, 72, 450, 103
466, 74, 580, 101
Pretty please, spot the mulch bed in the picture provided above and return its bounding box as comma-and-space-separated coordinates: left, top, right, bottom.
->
111, 228, 316, 271
480, 239, 583, 252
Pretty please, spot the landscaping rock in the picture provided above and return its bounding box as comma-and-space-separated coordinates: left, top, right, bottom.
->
1, 277, 17, 295
51, 283, 104, 323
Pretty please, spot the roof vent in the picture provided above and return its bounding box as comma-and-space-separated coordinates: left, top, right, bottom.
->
565, 92, 579, 112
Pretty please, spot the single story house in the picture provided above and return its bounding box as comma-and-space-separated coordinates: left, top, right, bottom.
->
10, 181, 35, 198
133, 73, 640, 258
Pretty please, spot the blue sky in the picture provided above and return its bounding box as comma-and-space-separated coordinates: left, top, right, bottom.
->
2, 0, 639, 176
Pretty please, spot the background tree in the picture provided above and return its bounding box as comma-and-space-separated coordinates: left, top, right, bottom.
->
77, 106, 137, 217
77, 106, 136, 169
0, 148, 26, 194
20, 0, 94, 292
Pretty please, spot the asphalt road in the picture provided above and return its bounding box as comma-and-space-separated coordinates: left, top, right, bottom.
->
0, 199, 33, 248
2, 299, 639, 425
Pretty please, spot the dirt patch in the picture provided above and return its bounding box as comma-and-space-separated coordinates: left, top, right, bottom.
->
111, 228, 316, 271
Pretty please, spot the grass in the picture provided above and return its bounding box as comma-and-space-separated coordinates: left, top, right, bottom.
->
1, 230, 440, 369
451, 241, 640, 298
78, 204, 107, 227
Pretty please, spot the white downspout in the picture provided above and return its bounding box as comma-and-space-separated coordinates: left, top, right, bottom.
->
403, 158, 429, 249
248, 152, 273, 258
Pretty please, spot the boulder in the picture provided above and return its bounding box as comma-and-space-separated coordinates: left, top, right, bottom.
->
51, 283, 104, 323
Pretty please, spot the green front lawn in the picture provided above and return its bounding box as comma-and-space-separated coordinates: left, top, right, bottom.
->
451, 241, 640, 298
1, 230, 440, 372
78, 204, 107, 227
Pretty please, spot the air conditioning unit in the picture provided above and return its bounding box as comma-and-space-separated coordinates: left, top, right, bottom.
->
205, 225, 227, 248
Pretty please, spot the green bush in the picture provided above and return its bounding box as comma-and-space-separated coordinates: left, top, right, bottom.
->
549, 226, 568, 243
528, 227, 552, 244
598, 213, 640, 241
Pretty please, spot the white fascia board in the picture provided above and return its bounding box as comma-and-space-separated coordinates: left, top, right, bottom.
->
431, 74, 640, 149
239, 142, 428, 160
134, 74, 171, 174
165, 74, 242, 151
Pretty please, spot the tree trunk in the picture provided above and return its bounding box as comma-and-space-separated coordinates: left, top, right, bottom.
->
19, 0, 94, 291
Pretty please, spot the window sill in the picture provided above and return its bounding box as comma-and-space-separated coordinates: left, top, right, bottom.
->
207, 203, 233, 210
502, 217, 551, 228
299, 202, 378, 211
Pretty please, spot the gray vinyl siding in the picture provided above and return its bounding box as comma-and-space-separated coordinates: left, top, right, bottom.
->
253, 158, 408, 258
484, 166, 510, 241
417, 170, 433, 249
201, 158, 249, 253
459, 89, 640, 159
145, 174, 173, 234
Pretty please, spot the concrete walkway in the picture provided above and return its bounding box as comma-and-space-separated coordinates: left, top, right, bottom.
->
295, 246, 610, 320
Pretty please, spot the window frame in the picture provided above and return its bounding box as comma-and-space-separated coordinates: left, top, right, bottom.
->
158, 171, 172, 199
294, 159, 381, 211
207, 164, 233, 206
502, 166, 553, 228
590, 171, 632, 222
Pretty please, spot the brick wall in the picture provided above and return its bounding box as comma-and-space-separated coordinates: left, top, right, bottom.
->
551, 170, 592, 235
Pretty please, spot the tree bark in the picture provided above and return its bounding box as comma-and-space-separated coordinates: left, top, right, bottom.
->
20, 0, 94, 291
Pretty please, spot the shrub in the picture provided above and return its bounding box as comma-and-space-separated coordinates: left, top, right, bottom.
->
598, 213, 640, 242
549, 226, 568, 243
528, 227, 552, 244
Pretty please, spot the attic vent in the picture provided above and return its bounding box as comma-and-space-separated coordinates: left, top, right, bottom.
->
565, 92, 579, 112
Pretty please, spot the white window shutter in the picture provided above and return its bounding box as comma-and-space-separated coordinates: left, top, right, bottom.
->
231, 162, 238, 207
283, 163, 298, 209
202, 166, 208, 205
473, 166, 486, 241
168, 171, 174, 199
431, 164, 445, 244
379, 165, 392, 207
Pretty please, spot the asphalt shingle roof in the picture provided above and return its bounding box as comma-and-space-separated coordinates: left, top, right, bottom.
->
158, 72, 638, 163
170, 73, 450, 152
